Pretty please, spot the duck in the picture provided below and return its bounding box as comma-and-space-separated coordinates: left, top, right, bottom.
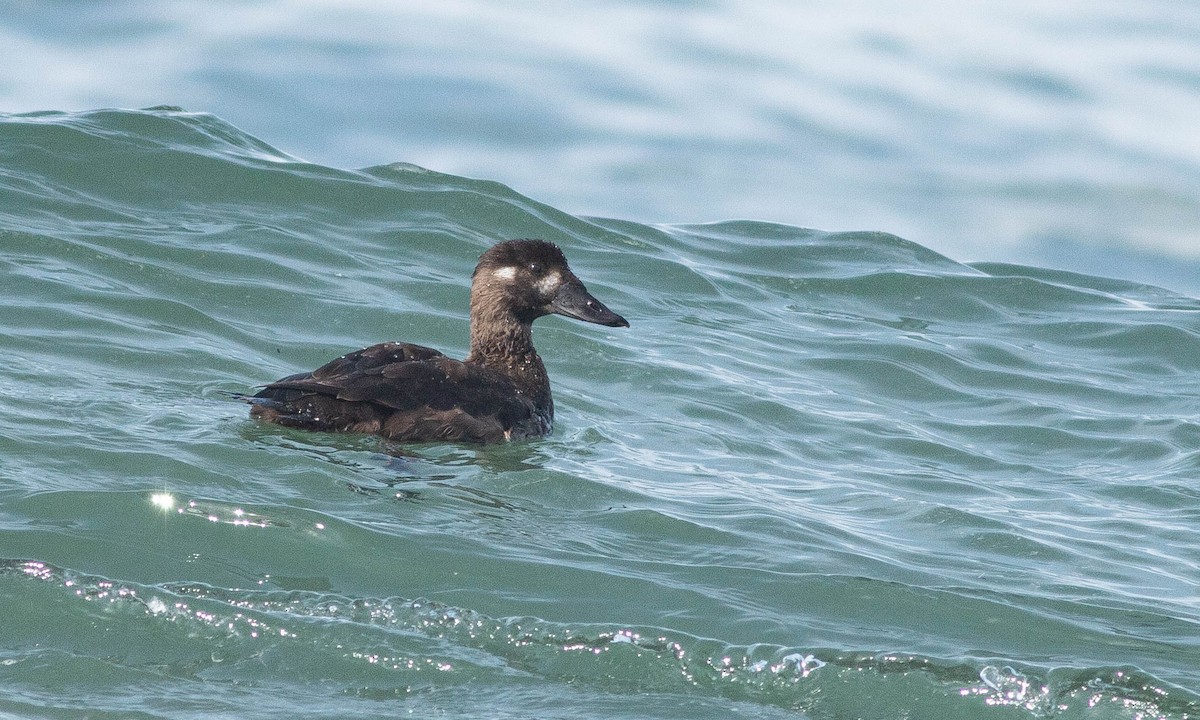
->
246, 239, 629, 443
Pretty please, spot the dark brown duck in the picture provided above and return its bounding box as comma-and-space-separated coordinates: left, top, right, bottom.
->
246, 239, 628, 443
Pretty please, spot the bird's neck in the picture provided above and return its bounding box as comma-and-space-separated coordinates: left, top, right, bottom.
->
466, 311, 552, 413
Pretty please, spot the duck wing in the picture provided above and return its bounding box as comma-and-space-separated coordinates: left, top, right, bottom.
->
250, 342, 540, 443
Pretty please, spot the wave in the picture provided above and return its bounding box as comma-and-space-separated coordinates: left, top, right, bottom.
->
2, 107, 1199, 717
3, 559, 1194, 718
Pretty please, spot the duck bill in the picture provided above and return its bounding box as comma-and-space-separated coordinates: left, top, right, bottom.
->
551, 279, 629, 328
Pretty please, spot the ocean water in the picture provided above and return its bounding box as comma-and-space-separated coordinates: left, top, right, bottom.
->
5, 1, 1200, 295
1, 107, 1199, 718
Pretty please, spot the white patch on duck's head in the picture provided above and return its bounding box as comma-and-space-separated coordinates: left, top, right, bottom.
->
491, 266, 517, 281
535, 271, 562, 296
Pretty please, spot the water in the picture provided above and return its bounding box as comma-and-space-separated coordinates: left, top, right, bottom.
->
4, 1, 1200, 296
2, 107, 1199, 718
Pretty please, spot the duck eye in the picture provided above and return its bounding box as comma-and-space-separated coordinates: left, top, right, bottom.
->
527, 262, 543, 274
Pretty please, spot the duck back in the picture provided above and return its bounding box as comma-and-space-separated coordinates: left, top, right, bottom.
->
249, 342, 548, 443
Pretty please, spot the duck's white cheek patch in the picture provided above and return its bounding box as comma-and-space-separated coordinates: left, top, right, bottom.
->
492, 266, 517, 281
536, 272, 561, 295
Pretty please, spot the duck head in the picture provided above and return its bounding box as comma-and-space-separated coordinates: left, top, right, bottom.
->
472, 239, 629, 328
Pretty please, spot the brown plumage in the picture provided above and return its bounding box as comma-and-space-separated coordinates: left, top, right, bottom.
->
247, 239, 628, 443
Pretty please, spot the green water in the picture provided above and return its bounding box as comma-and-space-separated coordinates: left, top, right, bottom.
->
2, 108, 1199, 718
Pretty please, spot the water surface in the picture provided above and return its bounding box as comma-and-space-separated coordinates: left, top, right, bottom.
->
1, 108, 1199, 718
3, 1, 1200, 293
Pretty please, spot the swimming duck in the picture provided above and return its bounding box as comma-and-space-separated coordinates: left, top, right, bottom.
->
247, 239, 628, 443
